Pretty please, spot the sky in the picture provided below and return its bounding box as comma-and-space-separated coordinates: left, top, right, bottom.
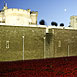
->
0, 0, 77, 27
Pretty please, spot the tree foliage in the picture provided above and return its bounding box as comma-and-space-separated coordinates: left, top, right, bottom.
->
60, 23, 64, 27
51, 21, 58, 26
68, 25, 71, 27
39, 20, 45, 25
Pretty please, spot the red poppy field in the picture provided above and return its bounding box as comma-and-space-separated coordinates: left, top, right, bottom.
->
0, 56, 77, 77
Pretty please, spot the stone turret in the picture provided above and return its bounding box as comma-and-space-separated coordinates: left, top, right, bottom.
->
70, 16, 77, 29
27, 9, 31, 12
30, 11, 38, 25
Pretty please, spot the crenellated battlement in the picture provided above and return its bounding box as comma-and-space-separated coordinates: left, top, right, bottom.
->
5, 8, 31, 16
30, 11, 38, 16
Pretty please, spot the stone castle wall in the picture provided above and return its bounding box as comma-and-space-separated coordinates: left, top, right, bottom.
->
45, 28, 77, 58
0, 25, 77, 61
0, 25, 46, 61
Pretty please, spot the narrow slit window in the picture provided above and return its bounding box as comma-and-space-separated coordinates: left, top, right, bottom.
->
6, 41, 9, 48
58, 40, 61, 47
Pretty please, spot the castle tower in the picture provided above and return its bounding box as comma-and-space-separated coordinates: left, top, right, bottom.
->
70, 16, 77, 29
30, 11, 38, 25
0, 1, 38, 26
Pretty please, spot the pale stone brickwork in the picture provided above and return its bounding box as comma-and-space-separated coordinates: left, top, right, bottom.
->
70, 16, 77, 29
30, 11, 38, 25
0, 4, 38, 26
